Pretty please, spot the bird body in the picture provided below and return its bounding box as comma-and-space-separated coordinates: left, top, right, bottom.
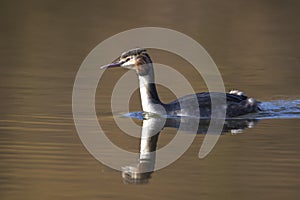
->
101, 48, 260, 118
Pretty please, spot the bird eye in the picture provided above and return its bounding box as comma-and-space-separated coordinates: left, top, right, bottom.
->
125, 58, 130, 62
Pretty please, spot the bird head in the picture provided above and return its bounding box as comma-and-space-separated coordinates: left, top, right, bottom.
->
101, 48, 153, 76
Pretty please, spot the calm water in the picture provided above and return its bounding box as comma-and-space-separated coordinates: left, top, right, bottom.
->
1, 0, 300, 199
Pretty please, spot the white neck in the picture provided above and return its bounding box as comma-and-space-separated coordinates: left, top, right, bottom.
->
139, 75, 154, 112
138, 72, 165, 115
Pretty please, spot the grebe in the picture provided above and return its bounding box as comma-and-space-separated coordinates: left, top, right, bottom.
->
101, 48, 260, 118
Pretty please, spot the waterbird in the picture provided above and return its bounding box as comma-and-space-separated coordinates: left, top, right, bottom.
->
101, 48, 260, 118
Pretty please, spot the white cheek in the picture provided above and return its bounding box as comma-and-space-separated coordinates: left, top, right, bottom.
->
121, 59, 136, 68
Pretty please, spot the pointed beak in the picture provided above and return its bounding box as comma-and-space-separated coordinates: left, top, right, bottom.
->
100, 60, 125, 69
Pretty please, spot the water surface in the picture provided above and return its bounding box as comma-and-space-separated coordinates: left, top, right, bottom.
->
1, 0, 300, 200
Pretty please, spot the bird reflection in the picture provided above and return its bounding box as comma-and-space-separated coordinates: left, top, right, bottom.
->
121, 115, 258, 184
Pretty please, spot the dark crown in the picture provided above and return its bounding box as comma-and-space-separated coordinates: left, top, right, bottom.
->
121, 48, 147, 58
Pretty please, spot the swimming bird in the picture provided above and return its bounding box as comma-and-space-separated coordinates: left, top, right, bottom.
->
101, 48, 260, 118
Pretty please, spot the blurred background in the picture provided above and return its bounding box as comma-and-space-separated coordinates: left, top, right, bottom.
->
0, 0, 299, 200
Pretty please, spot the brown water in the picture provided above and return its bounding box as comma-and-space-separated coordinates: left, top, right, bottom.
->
1, 0, 300, 199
